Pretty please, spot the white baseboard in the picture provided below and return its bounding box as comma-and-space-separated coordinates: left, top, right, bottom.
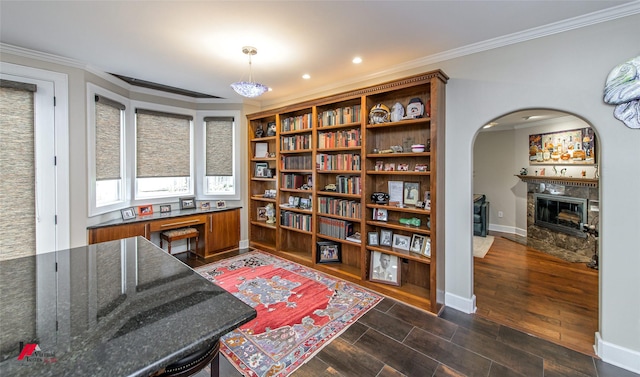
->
595, 332, 640, 374
239, 239, 249, 249
445, 292, 476, 314
488, 224, 526, 237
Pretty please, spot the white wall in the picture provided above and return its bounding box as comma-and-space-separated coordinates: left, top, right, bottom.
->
438, 15, 640, 371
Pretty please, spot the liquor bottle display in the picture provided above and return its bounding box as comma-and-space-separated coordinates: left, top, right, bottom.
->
247, 71, 447, 312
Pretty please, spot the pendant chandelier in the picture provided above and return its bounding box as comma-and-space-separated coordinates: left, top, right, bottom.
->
230, 46, 268, 98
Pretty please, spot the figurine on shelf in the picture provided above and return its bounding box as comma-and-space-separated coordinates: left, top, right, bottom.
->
399, 217, 421, 227
254, 125, 264, 138
265, 203, 276, 224
403, 98, 424, 119
520, 168, 528, 175
266, 122, 276, 137
391, 102, 404, 122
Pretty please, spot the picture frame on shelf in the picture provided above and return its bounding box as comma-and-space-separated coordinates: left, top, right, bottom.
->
392, 234, 411, 251
137, 204, 153, 216
293, 196, 301, 207
424, 191, 431, 210
216, 200, 226, 209
383, 162, 395, 171
316, 241, 341, 264
375, 160, 384, 171
200, 201, 211, 210
368, 231, 379, 246
121, 207, 136, 220
159, 205, 172, 213
373, 208, 388, 221
255, 142, 269, 158
179, 197, 196, 210
410, 234, 427, 255
369, 251, 400, 286
257, 207, 268, 221
423, 238, 432, 258
414, 163, 428, 172
397, 163, 409, 171
379, 229, 393, 246
403, 182, 420, 206
255, 162, 268, 177
299, 198, 311, 210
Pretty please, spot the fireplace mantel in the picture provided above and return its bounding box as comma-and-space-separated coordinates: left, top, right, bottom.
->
516, 175, 598, 188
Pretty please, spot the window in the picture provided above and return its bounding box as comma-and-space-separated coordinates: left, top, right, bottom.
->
135, 108, 193, 199
204, 116, 236, 196
87, 84, 127, 216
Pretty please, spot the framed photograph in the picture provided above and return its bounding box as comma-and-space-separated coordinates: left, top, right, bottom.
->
255, 162, 268, 177
375, 160, 384, 171
293, 196, 301, 207
369, 251, 400, 286
121, 207, 136, 220
179, 197, 196, 210
423, 238, 432, 258
137, 204, 153, 216
397, 163, 409, 171
383, 162, 395, 171
392, 234, 411, 251
373, 208, 388, 221
317, 241, 341, 264
414, 163, 428, 172
403, 182, 420, 206
368, 231, 379, 246
200, 201, 211, 210
379, 229, 393, 247
299, 198, 311, 210
410, 234, 427, 255
159, 205, 172, 213
424, 191, 431, 210
216, 200, 226, 209
257, 206, 268, 221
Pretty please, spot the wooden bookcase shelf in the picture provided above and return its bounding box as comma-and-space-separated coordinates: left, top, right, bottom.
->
247, 70, 447, 313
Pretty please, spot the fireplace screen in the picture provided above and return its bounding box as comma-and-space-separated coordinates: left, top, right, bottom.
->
534, 193, 587, 238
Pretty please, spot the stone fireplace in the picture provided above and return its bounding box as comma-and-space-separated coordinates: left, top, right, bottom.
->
519, 175, 598, 263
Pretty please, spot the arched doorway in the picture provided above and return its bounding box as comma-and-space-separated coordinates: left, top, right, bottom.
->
471, 108, 600, 356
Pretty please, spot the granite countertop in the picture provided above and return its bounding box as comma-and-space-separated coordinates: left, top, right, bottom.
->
0, 237, 256, 376
87, 205, 242, 229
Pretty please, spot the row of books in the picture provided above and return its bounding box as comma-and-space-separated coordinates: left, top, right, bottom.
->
316, 153, 361, 171
281, 173, 309, 189
281, 155, 313, 170
335, 175, 362, 194
281, 113, 313, 132
281, 211, 312, 231
281, 134, 312, 151
317, 128, 361, 149
318, 105, 362, 127
317, 216, 353, 239
317, 197, 361, 219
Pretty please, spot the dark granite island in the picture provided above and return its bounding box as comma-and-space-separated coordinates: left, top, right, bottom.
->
0, 236, 256, 377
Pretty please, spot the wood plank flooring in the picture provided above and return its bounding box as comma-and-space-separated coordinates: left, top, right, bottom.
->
179, 238, 638, 377
474, 233, 599, 356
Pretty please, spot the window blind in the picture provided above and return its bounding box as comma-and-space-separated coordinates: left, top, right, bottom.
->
0, 81, 36, 259
95, 95, 124, 181
136, 109, 192, 178
205, 116, 234, 176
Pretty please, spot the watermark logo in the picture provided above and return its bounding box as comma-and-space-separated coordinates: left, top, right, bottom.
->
17, 343, 57, 363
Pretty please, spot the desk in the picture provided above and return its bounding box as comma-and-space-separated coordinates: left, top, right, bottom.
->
87, 207, 241, 258
0, 237, 256, 377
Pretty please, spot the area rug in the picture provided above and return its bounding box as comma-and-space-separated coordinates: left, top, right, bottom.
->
473, 235, 495, 258
196, 250, 382, 377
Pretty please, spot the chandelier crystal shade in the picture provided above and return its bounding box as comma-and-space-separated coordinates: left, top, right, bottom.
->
231, 46, 268, 98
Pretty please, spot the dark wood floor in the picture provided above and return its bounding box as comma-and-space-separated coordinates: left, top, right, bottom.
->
179, 241, 638, 377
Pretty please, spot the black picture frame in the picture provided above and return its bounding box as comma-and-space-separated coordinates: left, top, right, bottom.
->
368, 231, 379, 246
179, 197, 196, 210
379, 229, 393, 247
255, 162, 268, 177
159, 205, 172, 213
316, 241, 341, 264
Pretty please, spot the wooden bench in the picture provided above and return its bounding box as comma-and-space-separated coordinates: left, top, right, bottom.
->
160, 227, 199, 257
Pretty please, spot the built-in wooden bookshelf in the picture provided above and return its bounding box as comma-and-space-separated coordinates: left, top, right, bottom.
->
247, 71, 448, 313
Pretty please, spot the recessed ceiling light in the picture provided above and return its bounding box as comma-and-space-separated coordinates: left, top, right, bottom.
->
352, 57, 362, 64
483, 122, 498, 129
302, 74, 311, 80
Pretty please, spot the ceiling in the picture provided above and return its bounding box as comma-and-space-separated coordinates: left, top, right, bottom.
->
1, 1, 638, 106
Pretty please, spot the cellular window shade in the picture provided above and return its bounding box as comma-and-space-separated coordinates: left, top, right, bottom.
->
0, 81, 36, 259
136, 109, 192, 178
95, 95, 124, 181
205, 117, 234, 176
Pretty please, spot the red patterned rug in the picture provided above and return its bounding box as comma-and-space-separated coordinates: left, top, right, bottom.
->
197, 250, 382, 377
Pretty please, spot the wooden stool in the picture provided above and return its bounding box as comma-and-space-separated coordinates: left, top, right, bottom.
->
160, 228, 199, 257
